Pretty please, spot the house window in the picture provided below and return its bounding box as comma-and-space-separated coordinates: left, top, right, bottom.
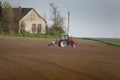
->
32, 24, 36, 33
31, 14, 35, 21
37, 24, 41, 34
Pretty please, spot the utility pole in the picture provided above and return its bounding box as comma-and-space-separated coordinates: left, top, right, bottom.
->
18, 0, 21, 34
67, 11, 70, 36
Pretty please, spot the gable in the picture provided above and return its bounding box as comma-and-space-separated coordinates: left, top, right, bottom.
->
19, 8, 46, 23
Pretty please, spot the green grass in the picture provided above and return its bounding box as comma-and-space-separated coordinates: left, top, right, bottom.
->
0, 34, 58, 39
81, 38, 120, 46
95, 39, 120, 46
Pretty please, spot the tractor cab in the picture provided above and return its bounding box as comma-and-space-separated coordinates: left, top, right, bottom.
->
60, 34, 69, 40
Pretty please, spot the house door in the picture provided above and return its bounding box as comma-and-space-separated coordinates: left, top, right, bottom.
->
37, 24, 41, 34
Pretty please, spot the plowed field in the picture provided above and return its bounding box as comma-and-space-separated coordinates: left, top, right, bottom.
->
0, 36, 120, 80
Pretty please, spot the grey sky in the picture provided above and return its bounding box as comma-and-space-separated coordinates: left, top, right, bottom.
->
3, 0, 120, 38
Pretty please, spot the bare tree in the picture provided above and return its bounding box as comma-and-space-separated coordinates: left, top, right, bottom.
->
0, 1, 3, 33
2, 1, 14, 33
49, 2, 65, 35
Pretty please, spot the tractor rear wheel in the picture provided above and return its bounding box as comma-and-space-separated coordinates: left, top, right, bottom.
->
59, 41, 67, 47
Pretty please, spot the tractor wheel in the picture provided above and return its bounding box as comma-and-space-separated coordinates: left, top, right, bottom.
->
71, 44, 76, 47
59, 41, 67, 47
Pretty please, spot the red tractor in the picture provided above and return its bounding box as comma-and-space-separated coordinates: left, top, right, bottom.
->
49, 34, 77, 47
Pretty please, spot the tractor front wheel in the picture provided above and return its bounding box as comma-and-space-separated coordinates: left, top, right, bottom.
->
71, 44, 76, 47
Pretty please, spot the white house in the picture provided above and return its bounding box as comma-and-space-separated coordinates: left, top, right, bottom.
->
15, 7, 47, 34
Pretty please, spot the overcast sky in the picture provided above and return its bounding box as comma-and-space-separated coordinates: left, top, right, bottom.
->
3, 0, 120, 38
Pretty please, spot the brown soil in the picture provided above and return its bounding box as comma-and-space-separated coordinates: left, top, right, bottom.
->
0, 36, 120, 80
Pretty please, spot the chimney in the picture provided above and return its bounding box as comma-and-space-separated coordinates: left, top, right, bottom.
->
19, 6, 21, 12
18, 6, 22, 16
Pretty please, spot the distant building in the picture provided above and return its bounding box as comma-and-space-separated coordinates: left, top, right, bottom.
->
14, 7, 47, 34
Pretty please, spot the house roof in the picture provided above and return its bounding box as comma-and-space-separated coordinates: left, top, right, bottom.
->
20, 8, 32, 17
13, 7, 47, 23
